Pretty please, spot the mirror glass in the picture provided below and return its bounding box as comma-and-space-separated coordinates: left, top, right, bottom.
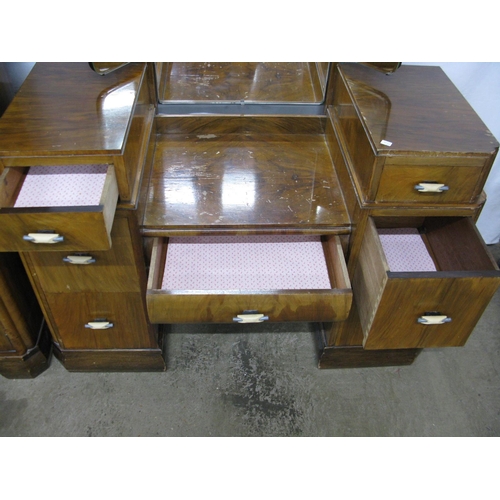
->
155, 63, 330, 104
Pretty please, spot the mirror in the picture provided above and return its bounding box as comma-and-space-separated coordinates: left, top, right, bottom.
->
155, 63, 331, 104
89, 63, 129, 75
359, 62, 402, 74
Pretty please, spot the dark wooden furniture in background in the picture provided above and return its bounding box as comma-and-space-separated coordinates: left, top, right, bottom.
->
0, 61, 51, 378
0, 252, 50, 378
0, 61, 498, 376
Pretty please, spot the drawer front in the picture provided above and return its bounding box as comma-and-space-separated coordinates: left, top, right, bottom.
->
25, 217, 140, 293
362, 276, 499, 349
147, 236, 352, 324
147, 291, 351, 324
0, 165, 118, 252
376, 162, 484, 205
45, 292, 156, 350
354, 217, 500, 349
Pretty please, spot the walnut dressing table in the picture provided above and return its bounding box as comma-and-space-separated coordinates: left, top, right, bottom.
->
0, 62, 498, 376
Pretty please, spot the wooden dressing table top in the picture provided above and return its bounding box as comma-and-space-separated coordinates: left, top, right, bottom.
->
0, 62, 147, 158
339, 63, 499, 155
142, 116, 350, 235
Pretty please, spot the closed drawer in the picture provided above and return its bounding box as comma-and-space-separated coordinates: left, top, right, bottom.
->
354, 217, 500, 349
333, 63, 497, 206
0, 164, 118, 252
25, 216, 140, 293
147, 235, 352, 324
376, 160, 485, 204
45, 292, 155, 350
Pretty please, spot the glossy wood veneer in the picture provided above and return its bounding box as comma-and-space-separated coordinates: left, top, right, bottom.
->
142, 116, 350, 235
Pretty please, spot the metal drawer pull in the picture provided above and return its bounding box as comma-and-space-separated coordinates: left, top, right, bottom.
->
233, 313, 269, 324
414, 182, 449, 193
85, 321, 114, 330
418, 315, 452, 325
23, 233, 64, 244
63, 255, 96, 265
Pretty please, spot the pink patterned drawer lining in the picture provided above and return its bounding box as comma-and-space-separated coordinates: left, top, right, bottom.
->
377, 228, 437, 272
14, 165, 108, 208
161, 235, 333, 290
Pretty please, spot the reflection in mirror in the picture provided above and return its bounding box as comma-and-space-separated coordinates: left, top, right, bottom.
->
359, 62, 402, 74
155, 63, 330, 104
89, 62, 129, 75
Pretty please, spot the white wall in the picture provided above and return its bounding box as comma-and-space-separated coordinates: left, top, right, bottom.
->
403, 62, 500, 244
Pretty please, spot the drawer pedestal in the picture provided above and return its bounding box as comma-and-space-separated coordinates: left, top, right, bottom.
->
316, 63, 500, 368
22, 211, 166, 372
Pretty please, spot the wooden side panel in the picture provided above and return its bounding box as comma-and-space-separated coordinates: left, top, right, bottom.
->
332, 68, 378, 200
352, 218, 389, 337
117, 69, 156, 205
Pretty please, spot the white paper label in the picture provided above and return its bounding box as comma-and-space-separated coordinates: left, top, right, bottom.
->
380, 140, 393, 146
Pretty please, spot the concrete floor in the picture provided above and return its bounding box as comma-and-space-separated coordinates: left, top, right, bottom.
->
1, 245, 499, 437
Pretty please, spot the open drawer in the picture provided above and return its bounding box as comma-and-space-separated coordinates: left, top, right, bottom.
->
147, 235, 352, 324
354, 217, 500, 349
0, 164, 118, 252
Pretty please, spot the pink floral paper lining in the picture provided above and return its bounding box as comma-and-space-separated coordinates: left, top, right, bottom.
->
378, 228, 437, 272
14, 165, 108, 208
162, 235, 332, 290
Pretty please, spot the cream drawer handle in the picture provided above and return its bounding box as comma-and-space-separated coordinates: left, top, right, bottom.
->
233, 313, 269, 324
85, 321, 114, 330
63, 255, 96, 265
414, 182, 449, 193
418, 315, 452, 325
23, 233, 64, 244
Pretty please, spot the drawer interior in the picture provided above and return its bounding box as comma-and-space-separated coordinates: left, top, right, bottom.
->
2, 164, 111, 209
357, 216, 500, 349
154, 235, 348, 291
372, 216, 499, 274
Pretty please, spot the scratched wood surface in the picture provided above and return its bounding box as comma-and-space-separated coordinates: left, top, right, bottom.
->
0, 62, 147, 157
142, 117, 350, 235
158, 62, 325, 103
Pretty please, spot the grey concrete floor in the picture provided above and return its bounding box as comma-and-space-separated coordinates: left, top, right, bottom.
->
1, 245, 499, 437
